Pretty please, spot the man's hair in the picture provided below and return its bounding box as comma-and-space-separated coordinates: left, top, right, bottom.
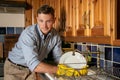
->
37, 5, 55, 17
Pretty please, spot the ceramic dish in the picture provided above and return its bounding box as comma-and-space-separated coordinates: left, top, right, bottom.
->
59, 51, 87, 69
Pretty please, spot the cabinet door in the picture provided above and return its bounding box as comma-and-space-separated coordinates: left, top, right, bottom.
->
25, 0, 32, 27
116, 0, 120, 39
3, 34, 19, 58
64, 0, 111, 44
91, 0, 111, 36
112, 0, 120, 46
0, 42, 3, 59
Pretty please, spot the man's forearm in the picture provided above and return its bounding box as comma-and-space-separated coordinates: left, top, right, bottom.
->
34, 62, 58, 73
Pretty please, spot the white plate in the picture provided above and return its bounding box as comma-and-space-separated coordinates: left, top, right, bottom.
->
59, 51, 87, 69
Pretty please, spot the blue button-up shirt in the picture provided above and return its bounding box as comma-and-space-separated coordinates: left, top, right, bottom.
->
8, 24, 63, 71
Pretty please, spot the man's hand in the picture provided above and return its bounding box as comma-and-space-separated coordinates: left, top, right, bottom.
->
56, 64, 74, 76
56, 64, 88, 77
56, 64, 80, 77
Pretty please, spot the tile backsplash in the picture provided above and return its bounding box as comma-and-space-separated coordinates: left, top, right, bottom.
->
0, 27, 24, 34
0, 27, 24, 42
75, 42, 120, 78
113, 47, 120, 63
0, 27, 6, 34
6, 27, 14, 34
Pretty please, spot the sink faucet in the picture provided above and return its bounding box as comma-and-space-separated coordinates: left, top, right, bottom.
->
72, 48, 102, 68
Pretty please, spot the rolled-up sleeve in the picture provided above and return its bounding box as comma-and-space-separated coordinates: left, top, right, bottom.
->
20, 31, 40, 71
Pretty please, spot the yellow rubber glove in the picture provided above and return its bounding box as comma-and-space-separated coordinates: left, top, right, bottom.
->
79, 65, 88, 76
57, 64, 88, 77
56, 64, 74, 77
73, 70, 80, 77
65, 68, 75, 77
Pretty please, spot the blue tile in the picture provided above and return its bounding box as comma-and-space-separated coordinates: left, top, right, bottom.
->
16, 27, 24, 34
105, 60, 113, 67
113, 47, 120, 63
113, 62, 120, 67
92, 46, 97, 52
7, 27, 14, 34
77, 45, 82, 51
0, 35, 4, 42
0, 27, 6, 34
113, 62, 120, 78
100, 59, 104, 68
105, 47, 112, 61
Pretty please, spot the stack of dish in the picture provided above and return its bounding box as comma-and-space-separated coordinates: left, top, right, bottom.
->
59, 51, 87, 69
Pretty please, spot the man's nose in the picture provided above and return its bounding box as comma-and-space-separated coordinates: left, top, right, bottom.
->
43, 22, 47, 27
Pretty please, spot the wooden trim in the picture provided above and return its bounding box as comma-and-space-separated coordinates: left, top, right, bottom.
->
25, 0, 32, 27
63, 36, 111, 44
113, 40, 120, 46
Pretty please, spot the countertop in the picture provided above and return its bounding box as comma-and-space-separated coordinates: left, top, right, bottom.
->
37, 66, 120, 80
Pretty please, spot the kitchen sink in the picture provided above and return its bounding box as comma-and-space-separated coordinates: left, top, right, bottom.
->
39, 66, 120, 80
39, 50, 120, 80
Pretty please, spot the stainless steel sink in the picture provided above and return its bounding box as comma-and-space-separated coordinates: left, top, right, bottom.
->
40, 67, 120, 80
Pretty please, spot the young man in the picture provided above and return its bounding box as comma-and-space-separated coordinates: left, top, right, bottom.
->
4, 5, 63, 80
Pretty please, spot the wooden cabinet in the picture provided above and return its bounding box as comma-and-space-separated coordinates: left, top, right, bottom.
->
0, 42, 3, 59
24, 0, 120, 45
63, 0, 111, 44
3, 34, 19, 58
63, 0, 111, 36
112, 0, 120, 46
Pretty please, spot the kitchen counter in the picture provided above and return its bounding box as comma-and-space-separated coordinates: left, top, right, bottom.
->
37, 66, 120, 80
37, 73, 51, 80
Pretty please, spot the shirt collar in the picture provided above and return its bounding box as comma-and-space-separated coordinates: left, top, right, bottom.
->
36, 24, 52, 40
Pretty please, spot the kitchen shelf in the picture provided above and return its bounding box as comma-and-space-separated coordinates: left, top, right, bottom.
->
63, 36, 111, 44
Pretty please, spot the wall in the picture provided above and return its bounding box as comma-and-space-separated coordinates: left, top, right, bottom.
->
75, 42, 120, 78
0, 13, 25, 27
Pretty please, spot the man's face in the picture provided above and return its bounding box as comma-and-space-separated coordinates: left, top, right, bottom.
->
37, 13, 55, 35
